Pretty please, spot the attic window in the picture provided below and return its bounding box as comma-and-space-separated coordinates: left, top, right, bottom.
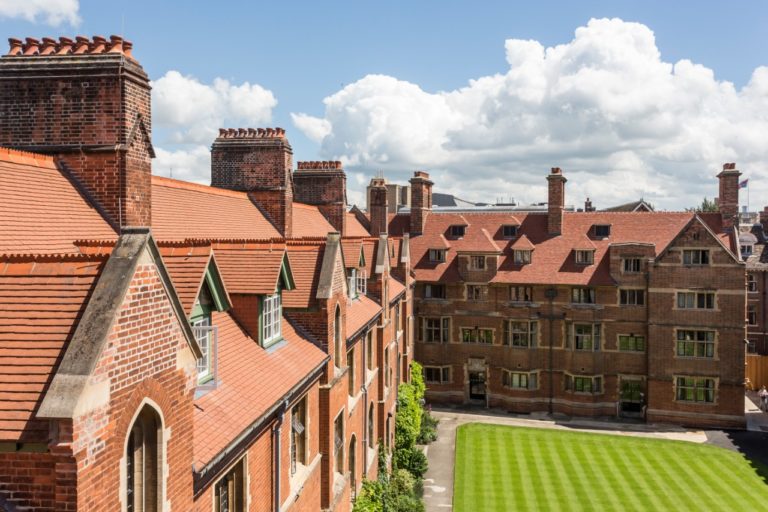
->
429, 249, 447, 263
514, 250, 532, 265
741, 244, 754, 258
262, 292, 282, 347
450, 225, 466, 238
594, 225, 611, 238
502, 225, 518, 239
575, 250, 595, 265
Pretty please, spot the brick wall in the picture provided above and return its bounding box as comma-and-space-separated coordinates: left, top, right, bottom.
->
294, 162, 347, 235
0, 51, 152, 227
72, 254, 198, 511
547, 168, 566, 235
409, 172, 432, 236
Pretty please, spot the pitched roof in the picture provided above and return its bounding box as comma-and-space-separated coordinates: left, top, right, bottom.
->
151, 176, 281, 242
389, 276, 406, 303
341, 240, 364, 269
345, 212, 371, 237
283, 243, 325, 308
0, 255, 106, 442
193, 312, 327, 468
159, 245, 212, 315
0, 148, 116, 255
346, 295, 381, 339
399, 210, 711, 285
214, 246, 288, 295
292, 203, 336, 239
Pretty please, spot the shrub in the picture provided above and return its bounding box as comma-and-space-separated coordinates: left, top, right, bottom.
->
417, 409, 439, 444
395, 446, 429, 479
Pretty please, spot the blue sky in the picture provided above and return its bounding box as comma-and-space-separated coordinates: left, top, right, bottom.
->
1, 1, 767, 209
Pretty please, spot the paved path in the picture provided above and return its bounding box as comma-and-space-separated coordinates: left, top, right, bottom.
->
422, 407, 711, 512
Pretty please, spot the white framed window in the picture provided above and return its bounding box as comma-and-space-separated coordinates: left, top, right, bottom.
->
682, 249, 709, 265
502, 370, 538, 390
470, 255, 486, 270
748, 274, 758, 293
568, 323, 601, 351
291, 397, 307, 474
514, 250, 532, 265
676, 291, 715, 309
429, 249, 446, 263
193, 316, 213, 383
348, 269, 358, 299
505, 320, 537, 347
423, 366, 451, 384
461, 327, 493, 344
565, 374, 602, 394
622, 258, 642, 273
619, 289, 645, 306
422, 317, 450, 343
742, 244, 754, 258
575, 250, 594, 265
676, 329, 715, 358
262, 292, 282, 347
571, 287, 595, 304
675, 376, 715, 403
356, 270, 367, 296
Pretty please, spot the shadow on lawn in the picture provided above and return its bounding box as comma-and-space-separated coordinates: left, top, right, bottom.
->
706, 429, 768, 485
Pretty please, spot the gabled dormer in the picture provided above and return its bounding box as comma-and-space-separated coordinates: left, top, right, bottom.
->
574, 234, 597, 265
591, 223, 611, 239
511, 235, 535, 265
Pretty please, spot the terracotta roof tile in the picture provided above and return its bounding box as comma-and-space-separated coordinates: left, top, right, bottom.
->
341, 240, 364, 269
0, 256, 105, 442
389, 276, 406, 303
345, 212, 371, 237
291, 203, 335, 239
151, 176, 281, 242
193, 312, 327, 467
408, 211, 701, 285
283, 243, 324, 308
346, 295, 381, 338
0, 149, 116, 255
511, 234, 535, 250
159, 245, 211, 315
214, 248, 286, 294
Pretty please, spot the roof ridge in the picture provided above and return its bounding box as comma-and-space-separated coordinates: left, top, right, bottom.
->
0, 146, 56, 167
152, 175, 251, 199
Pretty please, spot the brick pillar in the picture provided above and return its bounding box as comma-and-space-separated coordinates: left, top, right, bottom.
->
409, 171, 433, 236
547, 167, 567, 235
211, 128, 293, 237
368, 177, 388, 236
718, 162, 741, 230
293, 161, 347, 235
0, 35, 153, 229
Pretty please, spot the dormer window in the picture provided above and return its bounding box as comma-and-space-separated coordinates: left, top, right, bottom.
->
502, 225, 518, 239
450, 225, 466, 238
348, 268, 358, 299
193, 314, 213, 384
741, 244, 754, 258
470, 255, 486, 270
356, 269, 367, 296
514, 250, 532, 265
575, 250, 594, 265
429, 249, 447, 263
594, 225, 611, 238
262, 292, 282, 347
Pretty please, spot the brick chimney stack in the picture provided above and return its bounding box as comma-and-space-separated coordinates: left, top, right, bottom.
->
760, 206, 768, 234
409, 171, 433, 236
584, 197, 595, 212
293, 161, 347, 235
717, 162, 741, 231
547, 167, 567, 235
211, 128, 293, 237
368, 177, 388, 236
0, 35, 152, 229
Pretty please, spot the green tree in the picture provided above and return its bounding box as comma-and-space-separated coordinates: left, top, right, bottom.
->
686, 197, 719, 213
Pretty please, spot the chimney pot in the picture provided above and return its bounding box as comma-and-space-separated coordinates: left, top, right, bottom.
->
56, 37, 74, 55
73, 36, 90, 54
227, 128, 237, 137
122, 40, 134, 60
90, 35, 107, 54
248, 128, 257, 137
238, 128, 247, 137
39, 37, 57, 55
107, 35, 123, 53
7, 38, 23, 56
218, 128, 227, 137
257, 128, 265, 136
551, 167, 562, 175
22, 37, 40, 55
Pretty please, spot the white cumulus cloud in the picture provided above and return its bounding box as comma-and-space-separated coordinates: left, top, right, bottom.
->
0, 0, 80, 26
292, 18, 768, 210
151, 71, 278, 183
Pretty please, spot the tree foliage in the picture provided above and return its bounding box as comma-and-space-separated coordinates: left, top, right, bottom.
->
686, 197, 719, 213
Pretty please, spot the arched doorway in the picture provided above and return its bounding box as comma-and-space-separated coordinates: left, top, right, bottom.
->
349, 435, 357, 499
126, 404, 163, 512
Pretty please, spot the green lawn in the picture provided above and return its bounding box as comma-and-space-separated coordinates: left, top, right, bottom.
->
454, 423, 768, 512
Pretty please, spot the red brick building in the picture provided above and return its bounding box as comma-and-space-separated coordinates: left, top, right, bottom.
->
386, 166, 747, 428
0, 36, 413, 512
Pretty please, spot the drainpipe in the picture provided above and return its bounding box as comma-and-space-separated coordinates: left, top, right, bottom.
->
273, 401, 287, 512
544, 288, 558, 415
